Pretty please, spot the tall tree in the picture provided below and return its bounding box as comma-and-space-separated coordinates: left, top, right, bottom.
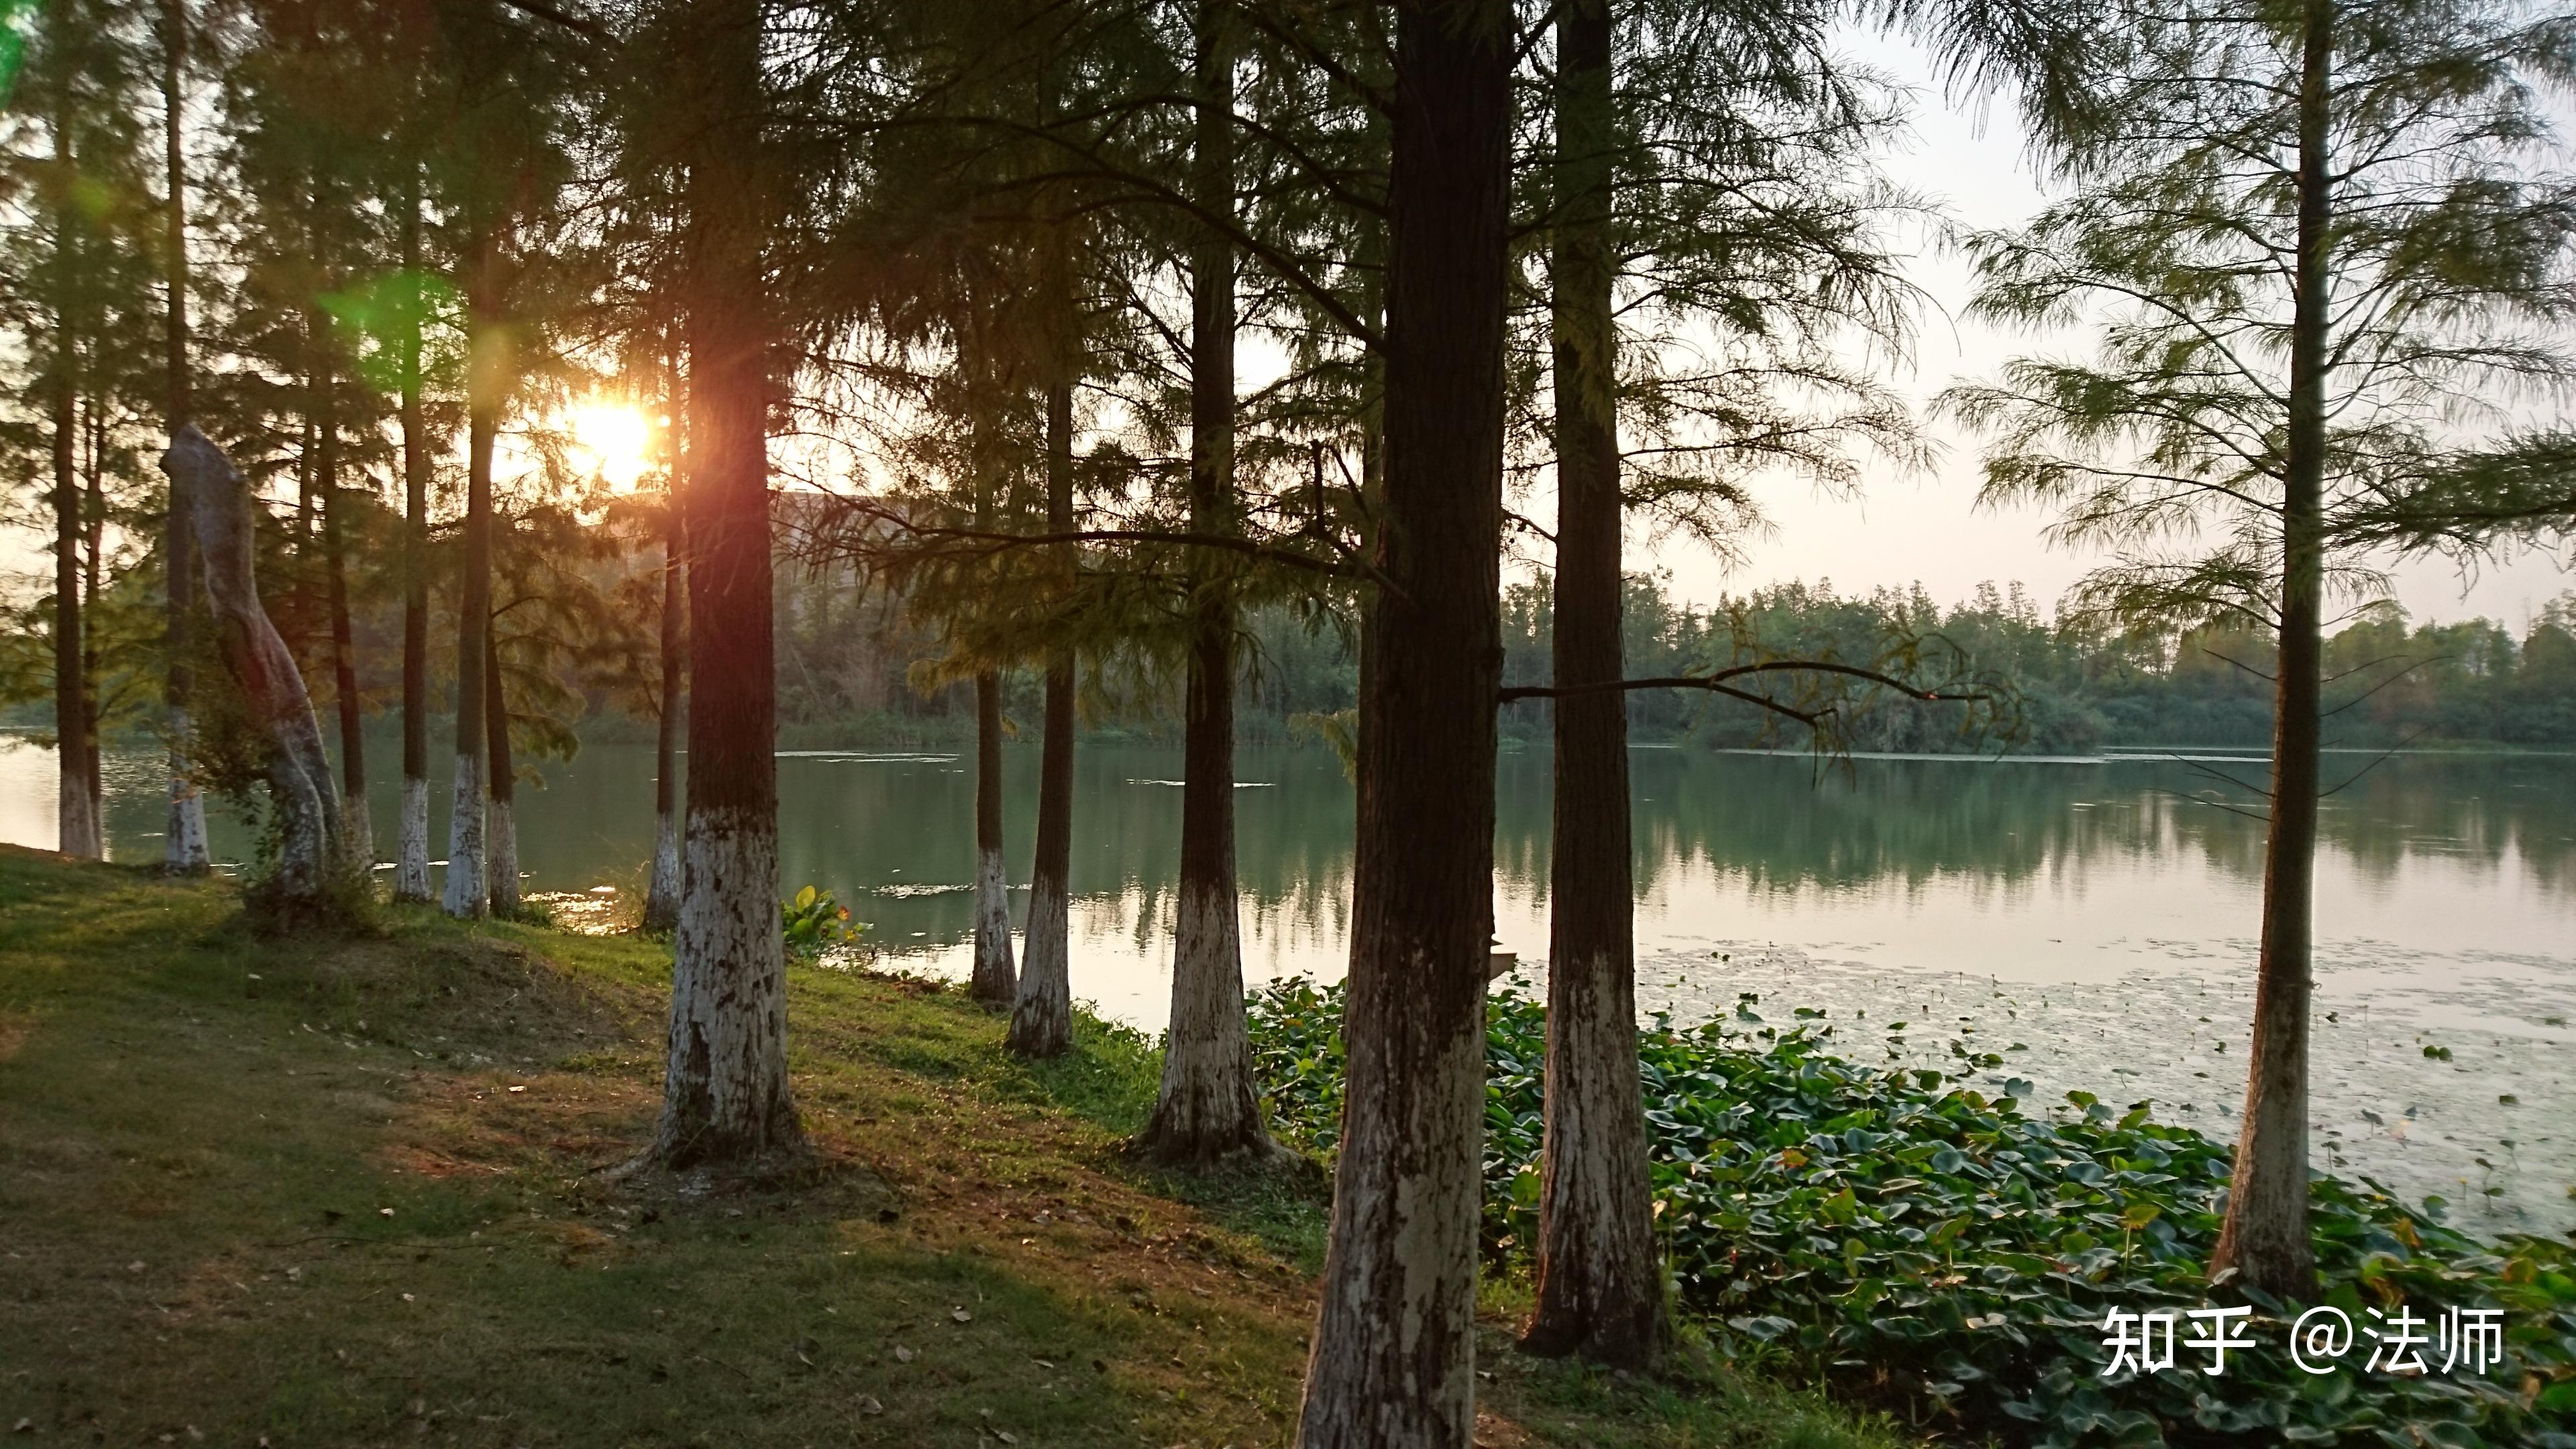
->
157, 0, 211, 874
394, 176, 435, 904
1519, 0, 1660, 1368
46, 25, 103, 861
443, 282, 496, 916
1947, 0, 2576, 1296
1136, 0, 1277, 1164
1297, 1, 1512, 1442
1006, 376, 1077, 1056
637, 0, 805, 1171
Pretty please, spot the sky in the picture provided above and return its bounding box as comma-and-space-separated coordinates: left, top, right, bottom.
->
7, 34, 2571, 633
1648, 30, 2576, 631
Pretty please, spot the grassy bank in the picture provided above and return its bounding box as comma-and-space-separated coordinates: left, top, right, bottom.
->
0, 847, 1901, 1449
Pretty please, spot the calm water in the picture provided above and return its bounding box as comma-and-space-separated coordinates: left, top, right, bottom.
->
5, 732, 2571, 1235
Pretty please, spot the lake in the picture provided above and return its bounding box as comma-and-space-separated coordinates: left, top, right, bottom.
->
4, 731, 2571, 1236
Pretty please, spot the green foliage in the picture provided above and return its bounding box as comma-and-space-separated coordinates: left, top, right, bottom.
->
1248, 978, 2576, 1448
779, 883, 865, 957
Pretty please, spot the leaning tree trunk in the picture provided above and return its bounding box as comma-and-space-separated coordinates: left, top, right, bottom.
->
162, 426, 341, 902
394, 178, 433, 903
1139, 1, 1277, 1165
50, 105, 100, 863
970, 668, 1018, 1004
320, 355, 374, 870
645, 495, 686, 932
159, 0, 210, 875
442, 282, 497, 920
2212, 0, 2332, 1303
1008, 378, 1077, 1059
484, 623, 519, 917
1297, 3, 1511, 1443
1521, 0, 1662, 1368
637, 0, 804, 1173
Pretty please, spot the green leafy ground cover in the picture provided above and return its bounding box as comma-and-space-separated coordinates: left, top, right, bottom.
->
1248, 979, 2576, 1448
0, 847, 1904, 1449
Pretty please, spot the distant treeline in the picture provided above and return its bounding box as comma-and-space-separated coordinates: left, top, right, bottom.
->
34, 567, 2567, 756
749, 564, 2576, 753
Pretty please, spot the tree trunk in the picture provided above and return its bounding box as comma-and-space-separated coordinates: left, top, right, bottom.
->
970, 668, 1018, 1004
2212, 0, 2331, 1303
320, 354, 374, 871
639, 0, 804, 1173
645, 497, 686, 932
82, 400, 107, 838
160, 0, 209, 875
442, 303, 496, 919
1139, 2, 1277, 1165
1521, 0, 1662, 1368
1008, 378, 1077, 1059
163, 427, 341, 902
485, 620, 519, 917
50, 101, 100, 862
395, 177, 433, 903
1297, 3, 1511, 1442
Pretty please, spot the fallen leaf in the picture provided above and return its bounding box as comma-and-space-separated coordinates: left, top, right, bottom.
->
379, 1208, 395, 1218
856, 1396, 883, 1416
950, 1306, 973, 1323
400, 1293, 415, 1303
12, 1418, 34, 1434
894, 1345, 915, 1363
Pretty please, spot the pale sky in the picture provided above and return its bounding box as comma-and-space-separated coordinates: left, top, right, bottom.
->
1648, 30, 2576, 630
7, 36, 2571, 633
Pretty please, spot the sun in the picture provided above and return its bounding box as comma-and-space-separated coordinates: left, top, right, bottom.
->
567, 400, 657, 492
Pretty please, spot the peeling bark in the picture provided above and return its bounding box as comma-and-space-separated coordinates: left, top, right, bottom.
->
1297, 3, 1511, 1442
162, 426, 341, 900
1521, 0, 1663, 1369
971, 669, 1017, 1005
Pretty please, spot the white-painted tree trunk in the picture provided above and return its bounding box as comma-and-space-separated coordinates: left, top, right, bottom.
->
164, 709, 209, 873
442, 751, 486, 918
645, 807, 681, 931
1008, 875, 1073, 1057
488, 797, 519, 917
57, 769, 101, 859
1140, 879, 1279, 1163
649, 803, 801, 1166
971, 843, 1016, 1004
394, 776, 431, 902
1299, 946, 1488, 1448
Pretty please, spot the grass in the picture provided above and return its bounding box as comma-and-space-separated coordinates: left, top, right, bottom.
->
0, 845, 1913, 1449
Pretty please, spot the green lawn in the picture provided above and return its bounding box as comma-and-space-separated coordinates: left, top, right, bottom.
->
0, 845, 1909, 1449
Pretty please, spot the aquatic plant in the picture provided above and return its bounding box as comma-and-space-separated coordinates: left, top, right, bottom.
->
780, 884, 865, 956
1248, 978, 2576, 1447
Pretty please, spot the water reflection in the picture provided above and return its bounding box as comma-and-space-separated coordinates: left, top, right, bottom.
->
5, 732, 2569, 1231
